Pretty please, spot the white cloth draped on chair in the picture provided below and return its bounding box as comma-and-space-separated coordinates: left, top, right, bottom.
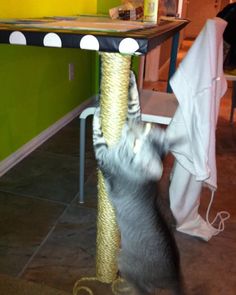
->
166, 17, 229, 241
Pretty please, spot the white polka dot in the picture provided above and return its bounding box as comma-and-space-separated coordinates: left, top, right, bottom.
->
80, 35, 99, 51
134, 52, 142, 56
43, 33, 62, 47
9, 31, 27, 45
119, 38, 139, 54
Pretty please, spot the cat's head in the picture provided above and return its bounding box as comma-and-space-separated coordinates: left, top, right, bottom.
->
117, 120, 167, 182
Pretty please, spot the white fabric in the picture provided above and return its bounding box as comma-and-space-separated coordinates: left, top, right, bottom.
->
169, 162, 218, 241
166, 18, 228, 241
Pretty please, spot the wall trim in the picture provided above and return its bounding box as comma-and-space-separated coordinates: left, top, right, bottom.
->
0, 95, 97, 177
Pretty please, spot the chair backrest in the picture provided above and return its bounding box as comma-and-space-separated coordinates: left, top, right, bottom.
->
166, 17, 228, 190
140, 18, 228, 129
171, 17, 227, 106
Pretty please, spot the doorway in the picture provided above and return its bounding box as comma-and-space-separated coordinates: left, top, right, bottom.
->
181, 0, 230, 39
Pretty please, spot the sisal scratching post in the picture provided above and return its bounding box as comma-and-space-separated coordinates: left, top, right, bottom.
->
73, 52, 132, 294
96, 52, 131, 283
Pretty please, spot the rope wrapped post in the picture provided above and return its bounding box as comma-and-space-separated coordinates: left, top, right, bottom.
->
96, 52, 131, 283
73, 52, 132, 295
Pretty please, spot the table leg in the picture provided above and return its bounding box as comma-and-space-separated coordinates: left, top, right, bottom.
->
167, 32, 180, 93
96, 52, 131, 283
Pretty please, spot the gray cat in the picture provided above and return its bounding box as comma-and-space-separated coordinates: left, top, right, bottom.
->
93, 71, 184, 295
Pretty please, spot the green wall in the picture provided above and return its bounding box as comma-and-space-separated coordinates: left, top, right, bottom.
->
0, 0, 113, 164
0, 0, 138, 163
0, 45, 96, 161
97, 0, 121, 14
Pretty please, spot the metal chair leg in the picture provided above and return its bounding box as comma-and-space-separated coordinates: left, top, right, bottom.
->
79, 119, 86, 203
78, 106, 97, 204
230, 81, 236, 124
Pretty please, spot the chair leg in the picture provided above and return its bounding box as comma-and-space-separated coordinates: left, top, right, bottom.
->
230, 104, 234, 124
78, 105, 96, 204
230, 81, 236, 124
79, 119, 86, 203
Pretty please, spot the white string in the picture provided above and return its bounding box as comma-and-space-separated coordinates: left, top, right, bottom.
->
206, 190, 230, 235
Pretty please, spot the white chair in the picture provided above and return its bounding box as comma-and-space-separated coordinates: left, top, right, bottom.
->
140, 89, 178, 125
77, 91, 177, 204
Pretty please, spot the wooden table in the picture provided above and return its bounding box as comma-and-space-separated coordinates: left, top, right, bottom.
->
0, 16, 188, 293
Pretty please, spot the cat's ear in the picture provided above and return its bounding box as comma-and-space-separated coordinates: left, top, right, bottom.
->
127, 71, 141, 122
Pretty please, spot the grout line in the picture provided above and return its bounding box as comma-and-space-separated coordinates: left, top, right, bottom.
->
17, 221, 58, 278
17, 198, 75, 278
0, 188, 71, 207
16, 179, 94, 278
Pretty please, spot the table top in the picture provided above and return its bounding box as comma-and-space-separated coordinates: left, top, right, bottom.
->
0, 16, 188, 54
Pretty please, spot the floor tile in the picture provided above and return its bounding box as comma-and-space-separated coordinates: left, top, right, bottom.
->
21, 205, 97, 292
38, 120, 81, 157
0, 150, 95, 204
0, 191, 65, 276
200, 184, 236, 218
176, 226, 236, 294
75, 171, 98, 209
37, 118, 95, 159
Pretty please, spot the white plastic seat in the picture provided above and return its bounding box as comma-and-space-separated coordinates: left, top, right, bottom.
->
140, 89, 178, 125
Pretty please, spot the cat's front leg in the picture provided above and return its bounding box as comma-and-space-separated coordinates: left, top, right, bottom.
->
150, 126, 168, 157
128, 71, 141, 121
93, 106, 115, 173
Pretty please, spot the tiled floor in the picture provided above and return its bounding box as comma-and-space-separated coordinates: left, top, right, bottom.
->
0, 43, 236, 294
